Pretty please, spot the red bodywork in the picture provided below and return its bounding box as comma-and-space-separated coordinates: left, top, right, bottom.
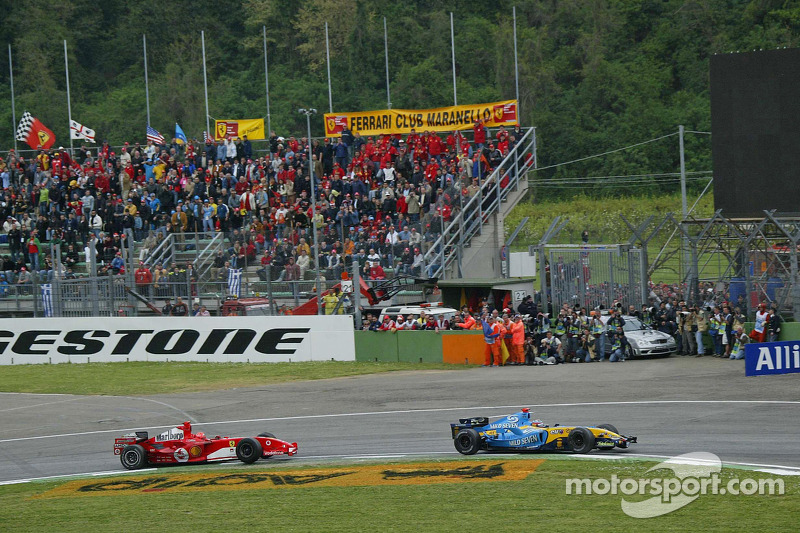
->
114, 422, 297, 469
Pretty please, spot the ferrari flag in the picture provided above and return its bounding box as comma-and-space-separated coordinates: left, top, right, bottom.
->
214, 118, 265, 141
15, 111, 56, 150
324, 100, 518, 137
70, 120, 96, 143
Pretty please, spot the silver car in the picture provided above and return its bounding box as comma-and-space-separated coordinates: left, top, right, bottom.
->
602, 315, 677, 358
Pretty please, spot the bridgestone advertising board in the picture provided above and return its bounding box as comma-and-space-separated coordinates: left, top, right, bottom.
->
0, 316, 356, 365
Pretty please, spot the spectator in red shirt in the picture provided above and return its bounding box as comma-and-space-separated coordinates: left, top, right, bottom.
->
473, 119, 487, 149
134, 261, 153, 298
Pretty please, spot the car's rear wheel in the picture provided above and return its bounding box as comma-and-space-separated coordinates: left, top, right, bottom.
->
258, 432, 275, 438
120, 444, 148, 470
453, 429, 481, 455
568, 427, 595, 454
596, 423, 619, 435
236, 437, 263, 464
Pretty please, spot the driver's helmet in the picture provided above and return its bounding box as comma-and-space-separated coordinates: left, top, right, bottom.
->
522, 407, 544, 427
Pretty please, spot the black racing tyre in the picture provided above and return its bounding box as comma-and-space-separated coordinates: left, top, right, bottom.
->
258, 432, 276, 438
453, 428, 482, 455
120, 444, 148, 470
596, 424, 619, 435
236, 437, 263, 464
568, 427, 596, 454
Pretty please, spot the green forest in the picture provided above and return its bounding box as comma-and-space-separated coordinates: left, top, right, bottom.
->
1, 0, 798, 190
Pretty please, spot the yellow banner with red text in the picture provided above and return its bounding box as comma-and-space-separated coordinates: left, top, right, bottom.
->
324, 100, 518, 137
214, 118, 266, 141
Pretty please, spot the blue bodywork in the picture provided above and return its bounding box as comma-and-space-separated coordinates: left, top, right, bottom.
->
450, 409, 635, 453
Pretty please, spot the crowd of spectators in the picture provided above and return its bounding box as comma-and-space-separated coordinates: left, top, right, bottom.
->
361, 290, 780, 363
0, 120, 529, 291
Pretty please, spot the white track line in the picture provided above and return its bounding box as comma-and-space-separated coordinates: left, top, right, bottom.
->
3, 450, 800, 487
1, 400, 798, 444
0, 468, 157, 486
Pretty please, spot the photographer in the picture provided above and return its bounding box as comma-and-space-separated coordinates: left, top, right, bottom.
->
575, 328, 595, 363
679, 304, 697, 356
539, 331, 562, 364
606, 308, 625, 345
523, 334, 537, 365
590, 312, 607, 361
609, 327, 629, 362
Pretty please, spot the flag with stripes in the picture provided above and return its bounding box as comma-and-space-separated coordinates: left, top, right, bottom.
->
228, 268, 242, 297
146, 125, 165, 145
203, 130, 211, 144
70, 119, 96, 143
41, 284, 54, 317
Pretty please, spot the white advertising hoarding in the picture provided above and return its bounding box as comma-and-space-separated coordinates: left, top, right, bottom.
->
0, 316, 356, 365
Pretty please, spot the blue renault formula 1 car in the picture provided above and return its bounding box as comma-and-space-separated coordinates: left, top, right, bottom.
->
450, 408, 637, 455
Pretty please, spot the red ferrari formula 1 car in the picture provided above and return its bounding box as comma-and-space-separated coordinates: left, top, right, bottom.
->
114, 422, 298, 470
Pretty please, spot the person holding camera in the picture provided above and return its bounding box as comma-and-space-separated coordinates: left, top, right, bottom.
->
679, 305, 697, 355
523, 334, 537, 365
606, 308, 625, 346
576, 328, 595, 363
609, 327, 629, 362
589, 312, 606, 361
539, 331, 562, 364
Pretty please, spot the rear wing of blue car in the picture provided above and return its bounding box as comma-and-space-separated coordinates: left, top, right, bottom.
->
450, 417, 490, 439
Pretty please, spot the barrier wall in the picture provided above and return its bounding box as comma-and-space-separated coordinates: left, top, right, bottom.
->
354, 330, 481, 364
0, 316, 356, 365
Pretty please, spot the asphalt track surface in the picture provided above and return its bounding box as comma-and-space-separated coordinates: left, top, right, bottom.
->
0, 356, 798, 483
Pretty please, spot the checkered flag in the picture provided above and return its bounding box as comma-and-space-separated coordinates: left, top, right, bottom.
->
15, 111, 56, 149
15, 112, 34, 142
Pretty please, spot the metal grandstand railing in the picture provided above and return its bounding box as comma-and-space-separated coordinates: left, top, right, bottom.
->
422, 127, 537, 279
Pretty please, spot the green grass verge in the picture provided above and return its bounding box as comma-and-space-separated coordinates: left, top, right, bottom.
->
0, 361, 466, 396
1, 457, 795, 532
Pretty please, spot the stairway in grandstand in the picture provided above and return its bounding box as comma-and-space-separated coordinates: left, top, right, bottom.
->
423, 127, 536, 280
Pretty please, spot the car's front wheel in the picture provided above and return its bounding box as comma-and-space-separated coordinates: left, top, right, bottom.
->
596, 423, 619, 435
568, 427, 596, 454
453, 429, 482, 455
236, 437, 263, 464
258, 432, 276, 438
120, 444, 148, 470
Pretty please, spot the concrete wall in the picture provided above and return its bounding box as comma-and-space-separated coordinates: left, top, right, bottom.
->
355, 323, 798, 364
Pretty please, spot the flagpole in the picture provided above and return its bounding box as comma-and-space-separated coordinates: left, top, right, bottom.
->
143, 34, 151, 127
450, 12, 457, 106
513, 6, 520, 116
263, 25, 271, 135
201, 30, 211, 140
325, 22, 333, 113
64, 40, 74, 157
383, 17, 391, 109
8, 44, 16, 152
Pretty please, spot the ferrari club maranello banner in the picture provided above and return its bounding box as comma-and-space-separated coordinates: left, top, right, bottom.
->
324, 100, 518, 137
0, 316, 356, 365
214, 118, 266, 140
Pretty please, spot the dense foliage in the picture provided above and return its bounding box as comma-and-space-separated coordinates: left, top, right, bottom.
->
1, 0, 797, 191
